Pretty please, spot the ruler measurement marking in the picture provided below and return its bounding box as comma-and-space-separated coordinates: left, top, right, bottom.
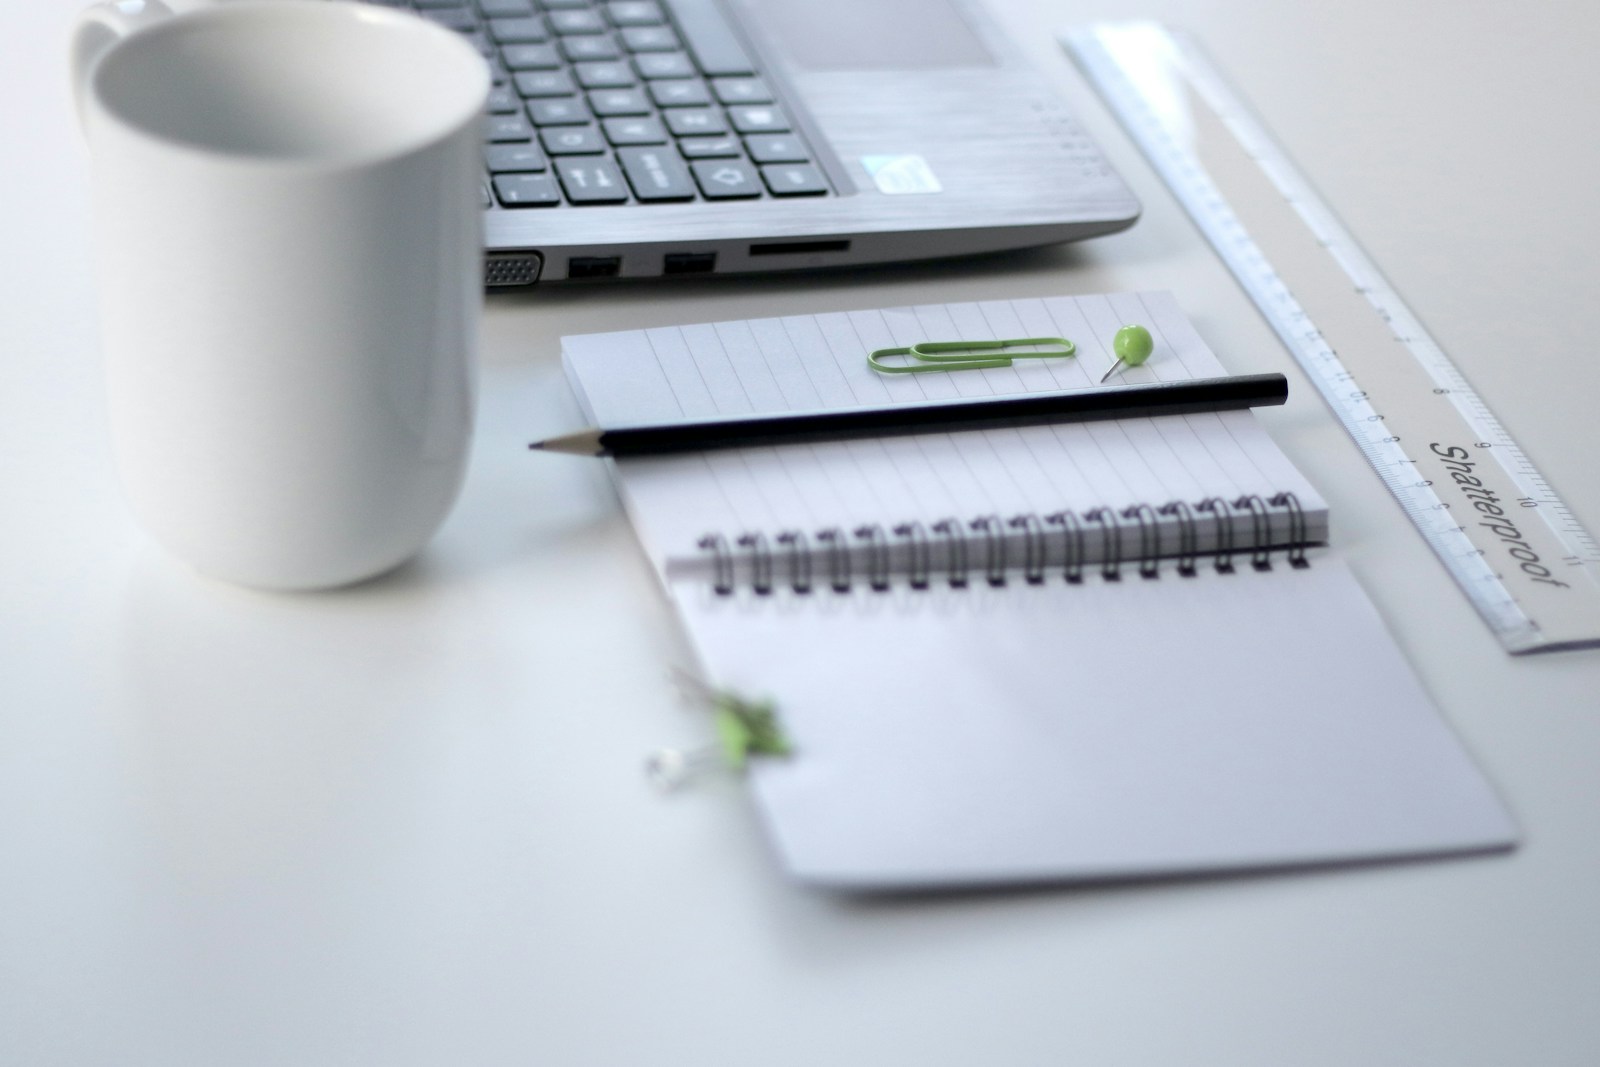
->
1068, 23, 1600, 652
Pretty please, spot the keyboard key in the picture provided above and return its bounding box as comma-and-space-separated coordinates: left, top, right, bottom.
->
486, 112, 534, 141
574, 61, 637, 89
634, 52, 695, 79
760, 163, 827, 196
487, 84, 520, 113
602, 115, 668, 145
494, 173, 562, 206
502, 43, 561, 70
727, 105, 788, 134
555, 159, 630, 203
488, 16, 547, 43
588, 88, 652, 116
358, 0, 830, 212
548, 9, 605, 34
540, 125, 606, 154
618, 146, 696, 200
478, 0, 534, 16
676, 135, 741, 158
690, 159, 761, 198
662, 0, 754, 76
560, 35, 621, 61
420, 7, 476, 32
711, 77, 772, 105
486, 143, 549, 172
620, 26, 679, 52
649, 79, 710, 107
744, 133, 808, 164
528, 97, 591, 125
605, 1, 665, 26
664, 107, 726, 136
513, 69, 576, 96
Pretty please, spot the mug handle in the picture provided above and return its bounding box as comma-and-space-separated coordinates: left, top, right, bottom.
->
70, 0, 176, 127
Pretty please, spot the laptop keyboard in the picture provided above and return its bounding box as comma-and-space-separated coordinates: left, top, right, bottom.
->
368, 0, 833, 209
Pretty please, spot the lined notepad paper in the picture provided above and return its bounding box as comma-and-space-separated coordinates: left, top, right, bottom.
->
564, 292, 1325, 573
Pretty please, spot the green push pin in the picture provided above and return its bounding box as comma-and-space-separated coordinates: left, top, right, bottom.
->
1099, 324, 1155, 383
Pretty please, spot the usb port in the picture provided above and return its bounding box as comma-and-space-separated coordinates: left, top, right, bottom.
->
567, 256, 621, 279
663, 252, 717, 275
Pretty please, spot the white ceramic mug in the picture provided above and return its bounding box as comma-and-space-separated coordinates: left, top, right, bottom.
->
73, 0, 489, 590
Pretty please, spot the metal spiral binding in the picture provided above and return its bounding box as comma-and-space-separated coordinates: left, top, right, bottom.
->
1195, 496, 1237, 573
854, 524, 891, 592
1084, 507, 1122, 581
972, 515, 1007, 587
1233, 494, 1274, 571
1158, 499, 1200, 576
697, 533, 735, 594
697, 494, 1312, 594
816, 527, 851, 593
736, 532, 774, 595
933, 518, 970, 588
1270, 492, 1309, 568
776, 530, 813, 593
1122, 502, 1162, 579
894, 521, 932, 589
1009, 513, 1047, 584
1046, 509, 1087, 583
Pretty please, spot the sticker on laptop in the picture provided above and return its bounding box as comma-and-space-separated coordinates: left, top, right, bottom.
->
860, 155, 943, 195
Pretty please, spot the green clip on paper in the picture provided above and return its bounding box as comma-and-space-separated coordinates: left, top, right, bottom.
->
711, 692, 792, 771
647, 674, 794, 790
869, 337, 1077, 374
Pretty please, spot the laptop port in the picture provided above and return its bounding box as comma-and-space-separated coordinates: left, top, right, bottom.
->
749, 240, 851, 256
663, 252, 717, 275
485, 252, 544, 287
567, 256, 622, 279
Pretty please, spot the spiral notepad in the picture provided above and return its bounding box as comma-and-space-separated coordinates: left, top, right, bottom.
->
562, 293, 1516, 889
565, 292, 1329, 587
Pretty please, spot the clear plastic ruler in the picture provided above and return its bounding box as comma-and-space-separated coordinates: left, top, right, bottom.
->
1065, 21, 1600, 654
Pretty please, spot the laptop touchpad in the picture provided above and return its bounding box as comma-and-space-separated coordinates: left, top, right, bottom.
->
755, 0, 996, 70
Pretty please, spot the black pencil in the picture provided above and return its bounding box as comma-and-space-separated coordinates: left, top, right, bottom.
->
531, 373, 1289, 457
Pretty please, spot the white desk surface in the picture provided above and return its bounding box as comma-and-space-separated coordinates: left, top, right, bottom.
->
6, 0, 1599, 1063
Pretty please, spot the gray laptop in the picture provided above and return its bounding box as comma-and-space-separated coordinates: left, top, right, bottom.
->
377, 0, 1140, 285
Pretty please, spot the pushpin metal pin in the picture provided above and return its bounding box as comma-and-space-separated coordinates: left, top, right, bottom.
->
1100, 324, 1155, 383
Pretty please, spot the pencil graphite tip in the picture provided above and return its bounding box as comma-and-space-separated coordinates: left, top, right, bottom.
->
529, 428, 605, 456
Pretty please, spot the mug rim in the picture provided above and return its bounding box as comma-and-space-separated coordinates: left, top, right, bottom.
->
86, 0, 490, 173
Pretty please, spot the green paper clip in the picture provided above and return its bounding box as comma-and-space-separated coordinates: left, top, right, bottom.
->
712, 692, 792, 771
868, 336, 1077, 374
647, 672, 794, 791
